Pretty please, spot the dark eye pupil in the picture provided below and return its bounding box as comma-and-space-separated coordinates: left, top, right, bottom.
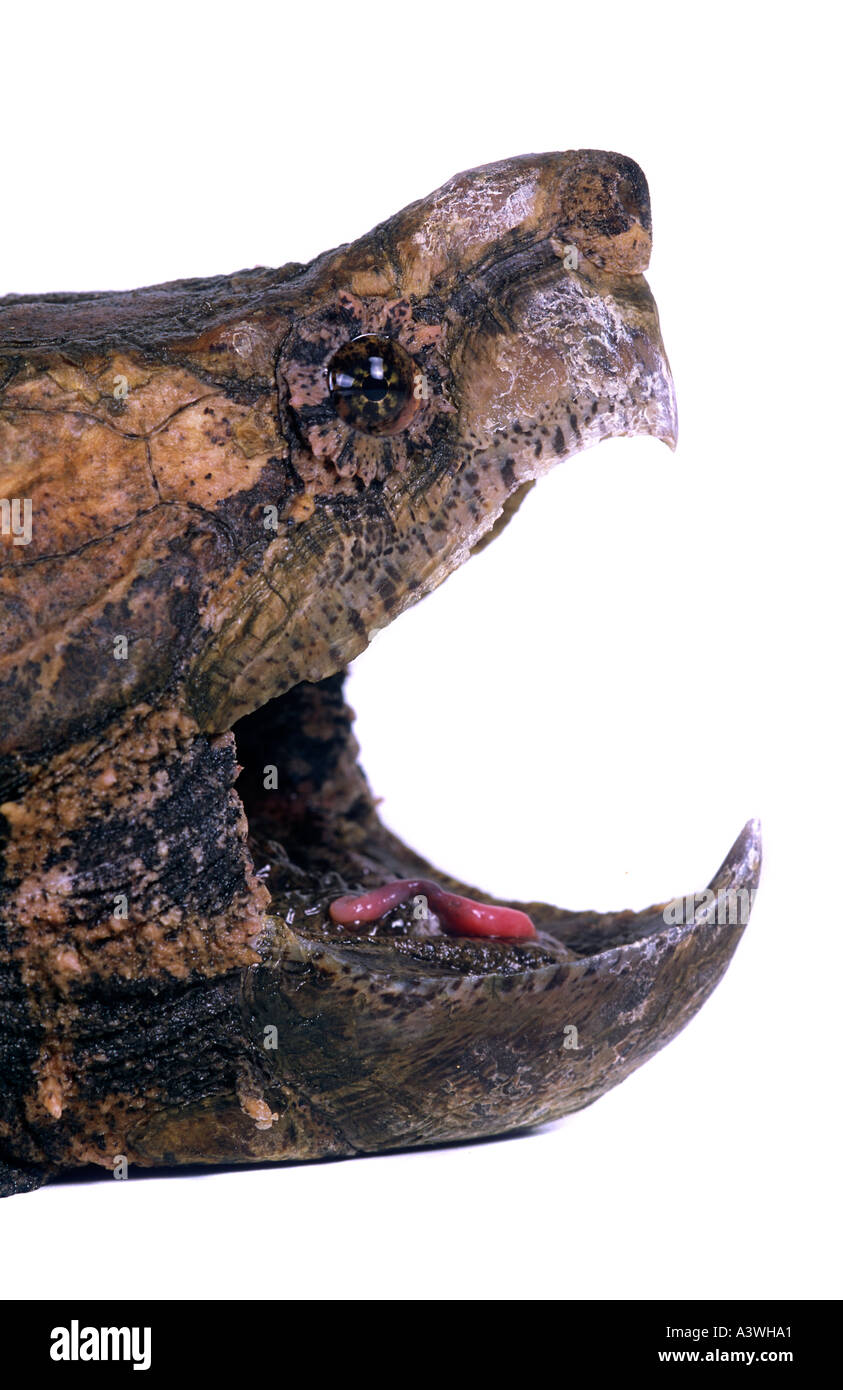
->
362, 358, 387, 401
327, 335, 418, 436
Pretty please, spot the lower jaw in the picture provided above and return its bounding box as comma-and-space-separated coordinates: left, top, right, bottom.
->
1, 673, 760, 1195
123, 811, 760, 1170
65, 673, 760, 1178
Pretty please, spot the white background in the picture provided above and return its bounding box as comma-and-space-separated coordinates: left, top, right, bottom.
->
1, 0, 839, 1300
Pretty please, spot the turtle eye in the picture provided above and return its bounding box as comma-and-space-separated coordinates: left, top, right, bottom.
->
326, 335, 420, 436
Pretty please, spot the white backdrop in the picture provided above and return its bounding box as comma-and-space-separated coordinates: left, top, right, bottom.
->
1, 0, 839, 1300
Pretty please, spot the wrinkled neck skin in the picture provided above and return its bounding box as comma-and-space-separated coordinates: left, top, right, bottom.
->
0, 152, 758, 1200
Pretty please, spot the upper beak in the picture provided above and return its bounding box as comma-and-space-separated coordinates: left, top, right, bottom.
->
451, 255, 678, 472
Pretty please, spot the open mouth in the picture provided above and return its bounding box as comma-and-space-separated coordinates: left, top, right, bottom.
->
232, 668, 761, 980
222, 654, 760, 1158
234, 670, 558, 973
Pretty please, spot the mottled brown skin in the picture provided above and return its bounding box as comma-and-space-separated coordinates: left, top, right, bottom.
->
0, 152, 760, 1196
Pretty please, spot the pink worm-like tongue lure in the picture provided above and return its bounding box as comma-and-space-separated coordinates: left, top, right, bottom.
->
329, 880, 537, 940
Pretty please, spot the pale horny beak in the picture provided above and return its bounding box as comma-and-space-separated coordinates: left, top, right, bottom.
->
451, 251, 678, 474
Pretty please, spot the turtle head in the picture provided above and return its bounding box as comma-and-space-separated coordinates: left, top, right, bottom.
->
189, 151, 676, 731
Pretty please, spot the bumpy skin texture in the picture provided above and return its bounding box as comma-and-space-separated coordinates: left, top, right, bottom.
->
0, 152, 760, 1196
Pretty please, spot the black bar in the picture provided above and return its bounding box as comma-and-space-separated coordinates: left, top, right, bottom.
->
0, 1299, 835, 1376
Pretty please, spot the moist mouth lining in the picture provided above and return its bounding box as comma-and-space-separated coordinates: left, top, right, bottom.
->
229, 668, 694, 975
230, 669, 584, 972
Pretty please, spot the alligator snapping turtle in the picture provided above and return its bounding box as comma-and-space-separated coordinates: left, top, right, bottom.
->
0, 151, 761, 1196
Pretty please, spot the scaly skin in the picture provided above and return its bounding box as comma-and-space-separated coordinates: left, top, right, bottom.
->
0, 152, 760, 1196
